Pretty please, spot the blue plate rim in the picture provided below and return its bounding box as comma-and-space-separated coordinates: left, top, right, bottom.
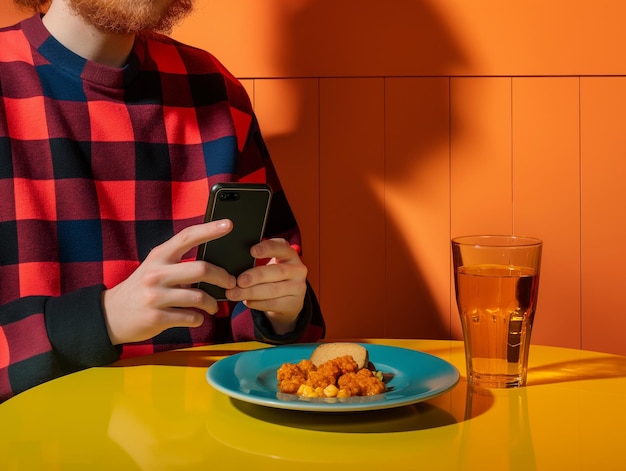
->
206, 343, 460, 412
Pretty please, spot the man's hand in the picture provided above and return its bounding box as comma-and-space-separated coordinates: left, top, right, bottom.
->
102, 220, 237, 345
225, 238, 307, 335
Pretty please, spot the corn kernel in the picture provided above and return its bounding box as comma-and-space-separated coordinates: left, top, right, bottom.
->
337, 389, 350, 398
323, 384, 339, 398
305, 386, 321, 398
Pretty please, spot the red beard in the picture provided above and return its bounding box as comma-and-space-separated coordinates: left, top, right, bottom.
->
65, 0, 194, 34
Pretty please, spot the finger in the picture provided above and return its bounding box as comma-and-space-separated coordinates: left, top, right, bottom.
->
154, 286, 222, 315
226, 278, 303, 302
243, 296, 299, 315
237, 262, 306, 289
153, 260, 236, 289
150, 220, 233, 264
251, 238, 298, 262
158, 306, 207, 328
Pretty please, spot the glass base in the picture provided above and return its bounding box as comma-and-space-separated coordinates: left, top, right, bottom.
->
468, 372, 526, 388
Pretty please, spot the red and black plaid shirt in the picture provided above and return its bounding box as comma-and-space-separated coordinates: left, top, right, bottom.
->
0, 15, 324, 402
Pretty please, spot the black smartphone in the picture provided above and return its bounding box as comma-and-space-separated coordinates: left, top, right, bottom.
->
196, 183, 272, 300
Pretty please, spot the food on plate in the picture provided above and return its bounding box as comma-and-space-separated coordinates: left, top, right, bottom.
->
276, 343, 386, 399
310, 342, 369, 369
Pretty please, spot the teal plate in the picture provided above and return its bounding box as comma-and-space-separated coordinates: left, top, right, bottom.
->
206, 343, 460, 412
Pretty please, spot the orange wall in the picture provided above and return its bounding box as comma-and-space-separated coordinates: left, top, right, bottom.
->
0, 1, 29, 25
174, 0, 625, 355
3, 1, 626, 355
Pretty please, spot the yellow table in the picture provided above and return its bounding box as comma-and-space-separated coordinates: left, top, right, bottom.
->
1, 339, 626, 470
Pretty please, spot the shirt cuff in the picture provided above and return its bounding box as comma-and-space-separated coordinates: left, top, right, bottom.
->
252, 285, 315, 344
45, 284, 120, 371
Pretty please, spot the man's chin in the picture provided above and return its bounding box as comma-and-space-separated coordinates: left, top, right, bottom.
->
66, 0, 194, 35
14, 0, 51, 12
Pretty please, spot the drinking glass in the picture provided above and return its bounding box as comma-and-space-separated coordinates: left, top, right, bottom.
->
452, 235, 542, 388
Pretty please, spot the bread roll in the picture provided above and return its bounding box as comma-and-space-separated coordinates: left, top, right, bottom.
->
310, 342, 369, 369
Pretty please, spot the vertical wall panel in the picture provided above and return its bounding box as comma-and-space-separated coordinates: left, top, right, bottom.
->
450, 78, 513, 235
512, 78, 581, 349
253, 79, 321, 295
319, 78, 385, 338
580, 77, 626, 355
450, 78, 513, 338
384, 78, 451, 339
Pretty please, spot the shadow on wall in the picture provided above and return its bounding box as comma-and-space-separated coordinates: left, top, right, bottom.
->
270, 0, 467, 77
259, 0, 470, 339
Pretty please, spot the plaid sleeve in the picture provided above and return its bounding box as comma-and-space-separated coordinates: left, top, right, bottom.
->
228, 112, 326, 343
0, 285, 119, 402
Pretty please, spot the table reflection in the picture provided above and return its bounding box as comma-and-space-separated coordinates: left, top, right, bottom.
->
459, 386, 536, 471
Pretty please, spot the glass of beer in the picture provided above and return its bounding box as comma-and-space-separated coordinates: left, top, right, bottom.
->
452, 235, 542, 388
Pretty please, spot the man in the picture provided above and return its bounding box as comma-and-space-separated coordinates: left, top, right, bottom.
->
0, 0, 325, 402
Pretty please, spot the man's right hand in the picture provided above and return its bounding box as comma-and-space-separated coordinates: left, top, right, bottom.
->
102, 220, 237, 346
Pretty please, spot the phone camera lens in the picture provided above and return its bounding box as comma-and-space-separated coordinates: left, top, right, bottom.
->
218, 191, 240, 201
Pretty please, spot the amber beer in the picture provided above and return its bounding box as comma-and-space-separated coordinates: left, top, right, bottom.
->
456, 264, 539, 387
452, 236, 542, 388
